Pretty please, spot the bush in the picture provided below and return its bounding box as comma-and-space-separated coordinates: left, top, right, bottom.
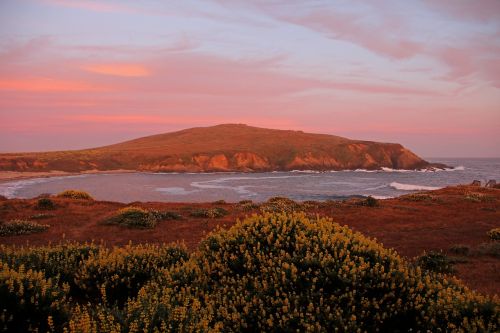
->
400, 193, 434, 202
189, 207, 228, 218
0, 220, 49, 236
57, 190, 93, 200
121, 213, 499, 332
74, 243, 188, 306
487, 228, 500, 241
260, 197, 299, 213
0, 242, 100, 296
449, 244, 470, 256
477, 242, 500, 258
356, 196, 379, 207
416, 251, 454, 274
106, 207, 157, 228
36, 197, 55, 210
30, 213, 55, 220
150, 210, 182, 220
212, 200, 227, 205
0, 262, 69, 332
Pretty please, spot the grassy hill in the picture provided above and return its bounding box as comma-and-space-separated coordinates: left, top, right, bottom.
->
0, 124, 442, 172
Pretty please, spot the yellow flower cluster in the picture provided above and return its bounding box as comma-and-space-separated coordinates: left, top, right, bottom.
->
0, 261, 69, 332
487, 228, 500, 241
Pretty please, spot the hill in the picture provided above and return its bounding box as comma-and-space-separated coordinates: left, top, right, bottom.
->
0, 124, 444, 172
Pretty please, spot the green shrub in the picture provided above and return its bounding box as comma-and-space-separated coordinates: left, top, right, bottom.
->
356, 196, 379, 207
57, 190, 93, 200
74, 243, 188, 306
150, 210, 182, 220
120, 213, 499, 332
0, 262, 69, 332
30, 213, 55, 220
0, 220, 49, 236
260, 197, 299, 213
487, 228, 500, 241
36, 197, 56, 210
449, 244, 470, 256
105, 207, 157, 228
416, 251, 454, 274
189, 207, 228, 218
212, 200, 227, 205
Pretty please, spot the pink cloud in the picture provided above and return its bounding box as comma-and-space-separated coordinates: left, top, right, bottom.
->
423, 0, 500, 22
82, 63, 151, 77
0, 77, 104, 92
41, 0, 137, 14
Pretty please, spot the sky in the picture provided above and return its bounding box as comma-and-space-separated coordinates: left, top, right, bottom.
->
0, 0, 499, 157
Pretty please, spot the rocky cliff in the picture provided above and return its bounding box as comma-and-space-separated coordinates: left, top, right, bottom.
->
0, 124, 445, 172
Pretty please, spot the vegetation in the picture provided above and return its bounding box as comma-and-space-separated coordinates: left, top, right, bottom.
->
487, 228, 500, 241
260, 196, 300, 213
416, 251, 455, 274
449, 244, 470, 256
189, 207, 228, 218
57, 190, 93, 200
36, 197, 56, 210
0, 213, 497, 332
0, 219, 49, 236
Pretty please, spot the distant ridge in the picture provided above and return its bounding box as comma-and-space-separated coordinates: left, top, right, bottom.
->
0, 124, 446, 172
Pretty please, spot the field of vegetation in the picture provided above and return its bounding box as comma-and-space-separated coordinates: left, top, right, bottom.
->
1, 212, 499, 332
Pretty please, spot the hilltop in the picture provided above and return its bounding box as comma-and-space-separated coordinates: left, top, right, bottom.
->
0, 124, 444, 173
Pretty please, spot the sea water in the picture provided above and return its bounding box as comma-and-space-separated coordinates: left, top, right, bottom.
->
1, 158, 499, 203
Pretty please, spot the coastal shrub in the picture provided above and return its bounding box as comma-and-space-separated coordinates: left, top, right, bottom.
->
0, 262, 69, 332
464, 192, 495, 203
30, 213, 55, 220
416, 251, 454, 274
449, 244, 470, 256
260, 196, 299, 213
57, 190, 93, 200
150, 210, 182, 220
356, 196, 379, 207
212, 199, 227, 205
487, 228, 500, 241
477, 242, 500, 258
36, 197, 56, 210
238, 199, 259, 211
74, 243, 188, 306
106, 206, 157, 228
0, 219, 49, 236
400, 193, 434, 202
190, 207, 228, 218
119, 213, 499, 332
0, 242, 100, 295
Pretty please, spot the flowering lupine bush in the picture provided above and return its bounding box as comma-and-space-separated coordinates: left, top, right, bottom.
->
105, 206, 157, 228
119, 213, 499, 332
73, 243, 188, 305
0, 261, 69, 332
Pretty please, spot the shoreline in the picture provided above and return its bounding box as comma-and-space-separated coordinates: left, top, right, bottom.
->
0, 170, 136, 184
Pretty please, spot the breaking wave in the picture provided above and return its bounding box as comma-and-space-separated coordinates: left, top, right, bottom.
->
390, 182, 442, 191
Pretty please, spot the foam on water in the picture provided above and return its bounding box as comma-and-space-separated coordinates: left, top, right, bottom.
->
390, 182, 442, 191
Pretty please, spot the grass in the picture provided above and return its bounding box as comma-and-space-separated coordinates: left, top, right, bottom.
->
0, 220, 49, 236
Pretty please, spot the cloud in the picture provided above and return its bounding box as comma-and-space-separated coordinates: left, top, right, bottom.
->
0, 77, 104, 92
82, 63, 151, 77
423, 0, 500, 23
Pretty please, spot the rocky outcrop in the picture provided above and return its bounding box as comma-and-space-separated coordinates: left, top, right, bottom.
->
0, 124, 446, 173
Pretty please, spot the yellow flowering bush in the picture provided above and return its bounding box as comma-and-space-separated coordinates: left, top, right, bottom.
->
57, 190, 94, 200
74, 243, 188, 305
0, 261, 69, 332
122, 213, 499, 332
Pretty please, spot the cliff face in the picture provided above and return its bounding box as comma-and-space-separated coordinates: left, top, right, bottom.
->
0, 124, 442, 172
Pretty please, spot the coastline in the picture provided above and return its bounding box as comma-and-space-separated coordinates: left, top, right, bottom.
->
0, 169, 135, 183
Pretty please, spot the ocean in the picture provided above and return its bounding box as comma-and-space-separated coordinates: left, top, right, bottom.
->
1, 158, 499, 203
